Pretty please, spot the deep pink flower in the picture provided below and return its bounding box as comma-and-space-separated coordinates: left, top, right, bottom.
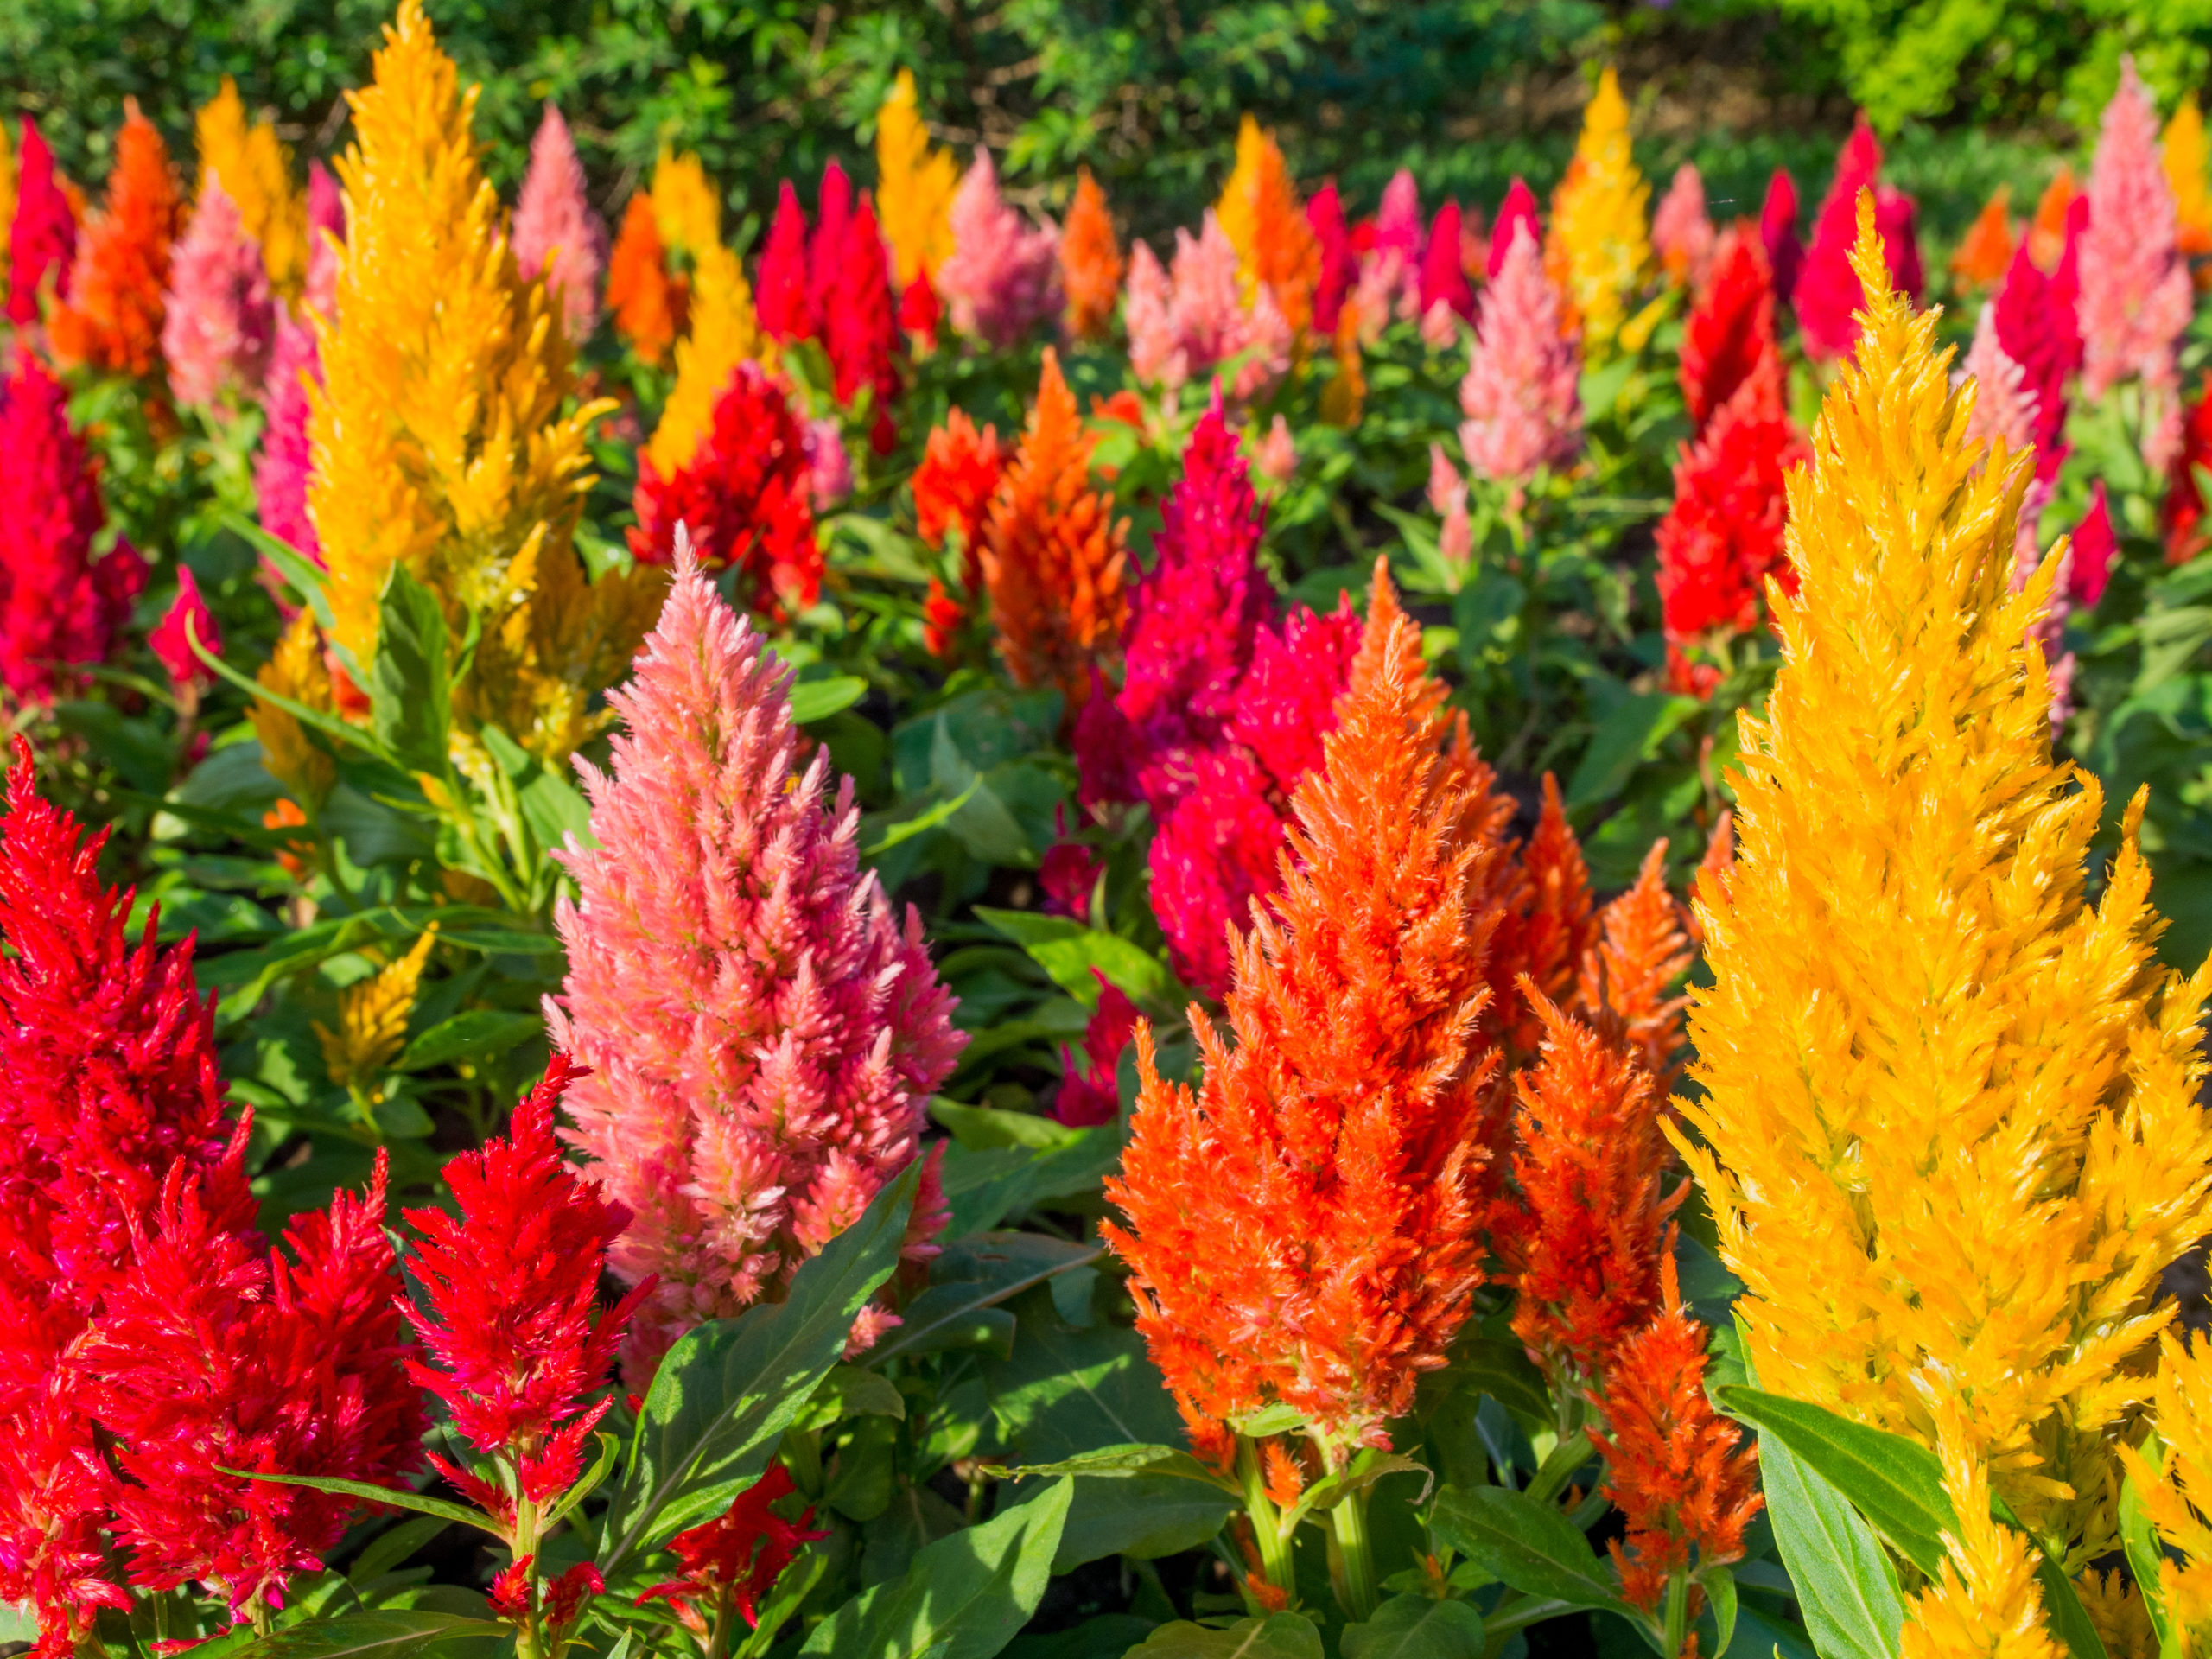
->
1306, 181, 1354, 335
1760, 168, 1802, 302
161, 179, 273, 410
1992, 238, 2076, 481
1054, 972, 1139, 1128
806, 162, 855, 342
938, 149, 1060, 349
757, 181, 812, 343
253, 308, 322, 561
1224, 596, 1362, 797
1040, 807, 1103, 924
1459, 221, 1582, 482
1794, 117, 1920, 359
2070, 482, 2119, 609
1489, 179, 1541, 282
150, 567, 221, 695
1420, 200, 1473, 325
1374, 168, 1425, 307
1148, 747, 1291, 998
512, 104, 607, 344
8, 119, 75, 327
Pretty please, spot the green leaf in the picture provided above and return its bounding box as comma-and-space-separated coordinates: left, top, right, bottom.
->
797, 1478, 1073, 1659
2120, 1462, 2176, 1651
817, 1364, 909, 1421
215, 1614, 505, 1659
1278, 1452, 1428, 1541
1702, 1567, 1738, 1659
1427, 1484, 1630, 1614
395, 1009, 543, 1073
867, 1234, 1103, 1367
219, 1468, 500, 1539
599, 1161, 918, 1572
1341, 1595, 1485, 1659
973, 907, 1173, 1007
1123, 1617, 1324, 1659
369, 567, 451, 775
867, 779, 980, 856
791, 675, 870, 725
1565, 691, 1701, 812
2034, 1555, 2110, 1659
931, 1097, 1088, 1152
227, 514, 340, 644
480, 723, 593, 854
346, 1516, 450, 1586
1750, 1420, 1902, 1659
1446, 1338, 1551, 1427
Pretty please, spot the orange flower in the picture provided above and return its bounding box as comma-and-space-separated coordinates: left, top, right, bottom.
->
1578, 840, 1694, 1087
914, 409, 1005, 575
2027, 168, 2076, 271
1104, 605, 1505, 1459
1948, 186, 2014, 291
49, 101, 181, 378
1588, 1253, 1763, 1615
1060, 168, 1123, 341
1486, 777, 1598, 1054
606, 192, 687, 365
981, 349, 1128, 720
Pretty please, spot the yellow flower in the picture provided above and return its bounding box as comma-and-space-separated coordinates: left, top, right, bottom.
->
2164, 96, 2212, 257
2075, 1569, 2160, 1659
644, 238, 759, 480
1215, 114, 1268, 278
1897, 1401, 2064, 1659
0, 119, 16, 292
315, 925, 437, 1088
251, 610, 337, 806
195, 78, 306, 295
2118, 1336, 2212, 1649
876, 69, 957, 285
1546, 67, 1650, 353
651, 146, 721, 263
1671, 195, 2212, 1566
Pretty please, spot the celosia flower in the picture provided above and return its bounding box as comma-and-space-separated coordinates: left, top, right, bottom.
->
302, 162, 343, 318
1054, 974, 1139, 1129
1427, 442, 1471, 563
809, 162, 855, 331
2165, 95, 2212, 260
1792, 117, 1921, 360
757, 181, 811, 343
1418, 200, 1472, 330
194, 79, 303, 298
2028, 168, 2077, 270
8, 119, 75, 327
2114, 1335, 2212, 1649
1146, 749, 1287, 999
1254, 414, 1295, 486
1216, 116, 1322, 340
827, 194, 900, 427
651, 147, 721, 264
50, 101, 181, 378
938, 149, 1060, 349
1894, 1401, 2064, 1654
253, 306, 323, 558
1992, 238, 2076, 481
1961, 301, 2038, 460
1061, 168, 1123, 341
804, 418, 852, 512
512, 103, 607, 344
1545, 68, 1650, 353
2070, 481, 2118, 607
549, 549, 965, 1378
1587, 1255, 1762, 1615
875, 69, 957, 287
1221, 596, 1363, 801
1306, 181, 1354, 337
1039, 807, 1102, 923
2081, 56, 2193, 444
0, 355, 146, 702
313, 927, 436, 1090
2164, 375, 2212, 564
161, 178, 274, 411
1949, 186, 2014, 290
1459, 222, 1583, 484
914, 407, 1004, 578
0, 119, 16, 294
899, 269, 940, 345
631, 360, 820, 620
1123, 215, 1291, 400
1104, 607, 1502, 1459
2074, 1571, 2158, 1658
1374, 168, 1425, 295
1672, 200, 2212, 1562
637, 1465, 826, 1637
644, 238, 762, 482
1651, 163, 1713, 288
250, 613, 338, 810
1487, 178, 1539, 282
1680, 226, 1777, 434
150, 566, 222, 696
981, 348, 1128, 717
607, 192, 686, 365
1759, 167, 1802, 302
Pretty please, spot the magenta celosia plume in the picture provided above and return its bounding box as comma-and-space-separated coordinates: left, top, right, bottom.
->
1760, 168, 1802, 302
1053, 971, 1138, 1128
161, 179, 274, 411
806, 161, 855, 334
937, 148, 1060, 349
2080, 56, 2192, 426
828, 193, 899, 430
1124, 213, 1291, 399
150, 566, 222, 696
254, 163, 342, 564
1488, 178, 1540, 282
7, 118, 75, 327
2070, 481, 2119, 608
1793, 117, 1922, 359
1459, 221, 1583, 483
512, 103, 607, 344
1420, 200, 1473, 329
1306, 181, 1354, 335
1374, 168, 1425, 310
1993, 238, 2076, 481
757, 181, 812, 342
548, 543, 966, 1379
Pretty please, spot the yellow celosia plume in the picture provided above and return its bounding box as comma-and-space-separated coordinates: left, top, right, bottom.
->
643, 238, 760, 480
650, 146, 721, 263
315, 925, 437, 1088
195, 78, 306, 294
308, 0, 654, 762
0, 119, 15, 290
1215, 114, 1268, 276
1897, 1401, 2063, 1658
251, 610, 337, 806
876, 69, 957, 285
2164, 96, 2212, 257
2117, 1336, 2212, 1649
1546, 67, 1650, 352
1673, 196, 2212, 1571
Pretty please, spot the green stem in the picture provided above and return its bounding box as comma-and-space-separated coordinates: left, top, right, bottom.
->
1524, 1430, 1592, 1507
1235, 1438, 1297, 1599
1662, 1571, 1689, 1659
783, 1427, 824, 1503
1330, 1482, 1380, 1623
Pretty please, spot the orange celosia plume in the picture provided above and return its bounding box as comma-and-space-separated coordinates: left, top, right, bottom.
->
606, 191, 686, 365
981, 348, 1129, 719
49, 101, 181, 378
1105, 604, 1504, 1461
1060, 168, 1124, 341
1580, 840, 1695, 1086
1949, 186, 2014, 290
2028, 168, 2076, 271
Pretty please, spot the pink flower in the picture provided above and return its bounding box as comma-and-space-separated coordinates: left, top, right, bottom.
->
1306, 181, 1355, 336
7, 119, 75, 327
1039, 809, 1102, 924
1760, 168, 1802, 302
1124, 214, 1289, 399
1374, 169, 1425, 312
1428, 442, 1471, 565
160, 179, 272, 411
1653, 164, 1715, 286
150, 567, 221, 695
1993, 238, 2077, 482
2070, 481, 2119, 608
1961, 302, 2039, 458
512, 104, 607, 344
937, 149, 1060, 349
1488, 178, 1540, 282
1053, 973, 1139, 1128
548, 546, 965, 1380
826, 194, 899, 424
1254, 414, 1296, 486
1459, 221, 1582, 483
1224, 596, 1362, 798
252, 309, 321, 561
806, 162, 855, 342
2080, 56, 2193, 443
804, 417, 853, 511
1148, 746, 1290, 997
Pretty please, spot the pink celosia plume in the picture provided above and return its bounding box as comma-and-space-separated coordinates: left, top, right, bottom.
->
512, 103, 607, 344
937, 149, 1060, 349
1459, 221, 1583, 483
1653, 164, 1715, 286
1992, 237, 2076, 482
161, 179, 274, 411
1489, 178, 1540, 282
1306, 181, 1355, 336
1123, 213, 1290, 399
2070, 481, 2119, 608
254, 163, 343, 565
150, 567, 221, 696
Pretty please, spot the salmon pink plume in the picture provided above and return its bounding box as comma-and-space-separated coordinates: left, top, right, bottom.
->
7, 118, 75, 327
1652, 163, 1714, 287
804, 418, 852, 511
1418, 200, 1473, 334
1680, 226, 1777, 433
938, 148, 1060, 349
2071, 482, 2119, 608
1459, 221, 1583, 484
1060, 167, 1123, 341
1123, 214, 1291, 400
1759, 167, 1802, 302
1793, 118, 1919, 359
1306, 181, 1354, 336
1487, 178, 1539, 282
512, 103, 607, 344
756, 181, 811, 342
1373, 168, 1424, 286
1054, 973, 1139, 1128
628, 359, 820, 620
607, 192, 684, 365
0, 355, 147, 702
161, 178, 274, 412
548, 547, 965, 1381
51, 100, 181, 378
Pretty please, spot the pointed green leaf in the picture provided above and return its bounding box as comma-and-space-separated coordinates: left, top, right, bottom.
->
1749, 1423, 1902, 1659
1124, 1617, 1323, 1659
369, 566, 451, 774
1428, 1484, 1630, 1615
219, 1468, 500, 1538
1341, 1595, 1485, 1659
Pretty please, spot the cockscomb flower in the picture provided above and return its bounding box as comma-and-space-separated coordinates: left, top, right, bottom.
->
650, 147, 721, 264
1949, 186, 2015, 290
1759, 168, 1802, 302
1680, 226, 1777, 434
302, 161, 342, 315
1583, 841, 1698, 1088
1651, 164, 1713, 288
8, 118, 75, 327
2081, 57, 2193, 431
1992, 238, 2076, 481
607, 192, 685, 365
512, 103, 607, 344
194, 79, 303, 297
313, 926, 436, 1090
1255, 414, 1296, 487
1217, 116, 1323, 340
1124, 215, 1292, 400
804, 162, 854, 340
1221, 595, 1363, 804
0, 355, 146, 703
2164, 376, 2212, 564
875, 69, 957, 288
637, 1465, 827, 1639
1672, 200, 2212, 1560
50, 101, 181, 378
1147, 749, 1287, 1001
1306, 182, 1354, 337
827, 194, 899, 423
2027, 168, 2077, 270
1960, 301, 2038, 460
2113, 1335, 2212, 1649
150, 567, 222, 697
756, 182, 810, 343
548, 549, 965, 1379
982, 349, 1128, 718
1054, 974, 1139, 1128
1373, 168, 1425, 292
1418, 200, 1473, 334
644, 236, 762, 481
1545, 68, 1650, 353
1459, 222, 1583, 484
804, 418, 852, 511
1792, 116, 1918, 359
1105, 608, 1503, 1459
631, 360, 819, 620
1486, 178, 1538, 282
938, 149, 1060, 349
1061, 168, 1123, 341
253, 306, 324, 559
161, 178, 274, 411
2071, 481, 2119, 607
2165, 96, 2212, 261
914, 407, 1004, 578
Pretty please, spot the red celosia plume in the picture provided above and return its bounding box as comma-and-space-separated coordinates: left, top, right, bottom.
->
7, 118, 77, 327
636, 1464, 826, 1635
1680, 226, 1777, 434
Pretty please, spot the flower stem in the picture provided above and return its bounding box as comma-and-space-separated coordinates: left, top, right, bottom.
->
1662, 1570, 1689, 1658
1235, 1438, 1297, 1599
1330, 1484, 1380, 1622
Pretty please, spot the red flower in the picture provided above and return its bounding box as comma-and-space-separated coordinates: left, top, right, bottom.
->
1759, 168, 1801, 303
1792, 117, 1920, 360
914, 408, 1006, 578
637, 1465, 826, 1634
403, 1055, 650, 1507
2168, 377, 2212, 565
1306, 181, 1355, 337
1054, 970, 1140, 1128
491, 1558, 604, 1631
757, 181, 813, 343
1680, 227, 1777, 434
2070, 481, 2119, 608
1484, 776, 1597, 1056
150, 568, 221, 696
8, 118, 77, 327
1039, 808, 1103, 923
1420, 201, 1473, 322
899, 270, 940, 346
1656, 376, 1808, 651
1992, 237, 2078, 483
827, 193, 899, 418
804, 162, 854, 347
50, 101, 181, 378
630, 361, 822, 619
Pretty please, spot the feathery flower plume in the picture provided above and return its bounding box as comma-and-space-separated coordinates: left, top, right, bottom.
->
1992, 238, 2077, 480
1488, 179, 1539, 282
1123, 215, 1291, 400
1459, 222, 1583, 483
631, 361, 819, 619
981, 349, 1128, 715
0, 355, 146, 702
512, 104, 607, 344
1582, 841, 1698, 1086
1680, 226, 1777, 433
1105, 607, 1503, 1459
1792, 117, 1920, 359
2164, 376, 2212, 564
1255, 414, 1296, 486
804, 162, 853, 343
636, 1465, 826, 1638
1759, 168, 1802, 302
2070, 481, 2119, 608
650, 147, 721, 264
2081, 57, 2193, 445
150, 566, 221, 696
50, 101, 181, 378
804, 418, 852, 511
1376, 168, 1425, 286
643, 238, 761, 483
1949, 186, 2015, 290
162, 179, 274, 410
250, 613, 338, 810
1428, 442, 1471, 564
1061, 168, 1123, 340
1961, 301, 2038, 458
938, 149, 1060, 349
254, 311, 323, 559
314, 927, 436, 1090
2165, 95, 2212, 261
549, 550, 964, 1378
606, 193, 685, 365
1672, 199, 2212, 1567
7, 119, 75, 327
1651, 163, 1713, 288
1306, 181, 1355, 337
1054, 976, 1139, 1128
756, 182, 811, 343
194, 79, 303, 296
875, 69, 957, 287
1546, 68, 1650, 352
2027, 169, 2077, 273
1418, 200, 1473, 332
1213, 116, 1321, 340
1217, 594, 1360, 790
2114, 1335, 2212, 1647
914, 409, 1004, 577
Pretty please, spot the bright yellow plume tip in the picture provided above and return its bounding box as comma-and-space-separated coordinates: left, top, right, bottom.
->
195, 77, 305, 294
315, 924, 438, 1089
1672, 189, 2212, 1568
651, 146, 721, 262
644, 238, 759, 481
1547, 67, 1649, 351
876, 69, 957, 286
1215, 113, 1266, 276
